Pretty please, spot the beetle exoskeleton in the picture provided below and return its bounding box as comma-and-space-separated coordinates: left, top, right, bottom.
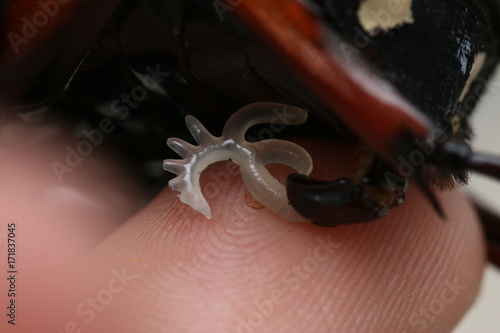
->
1, 0, 500, 266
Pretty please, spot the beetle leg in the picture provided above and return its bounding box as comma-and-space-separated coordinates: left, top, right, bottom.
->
287, 154, 407, 227
432, 140, 500, 182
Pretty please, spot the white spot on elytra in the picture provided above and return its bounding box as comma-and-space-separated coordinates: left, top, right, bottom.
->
459, 52, 486, 102
357, 0, 414, 36
451, 115, 461, 134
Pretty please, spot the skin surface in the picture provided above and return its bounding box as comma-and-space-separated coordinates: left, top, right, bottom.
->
0, 121, 485, 333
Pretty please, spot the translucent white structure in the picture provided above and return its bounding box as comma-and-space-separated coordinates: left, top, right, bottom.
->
163, 102, 313, 221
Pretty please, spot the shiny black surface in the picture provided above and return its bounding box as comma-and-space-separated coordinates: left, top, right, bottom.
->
322, 0, 500, 139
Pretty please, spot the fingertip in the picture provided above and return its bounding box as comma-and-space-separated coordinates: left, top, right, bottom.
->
83, 139, 485, 332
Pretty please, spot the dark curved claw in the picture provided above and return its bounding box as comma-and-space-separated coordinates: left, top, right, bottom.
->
287, 172, 407, 227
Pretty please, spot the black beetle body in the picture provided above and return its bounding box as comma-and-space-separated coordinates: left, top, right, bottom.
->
1, 0, 500, 263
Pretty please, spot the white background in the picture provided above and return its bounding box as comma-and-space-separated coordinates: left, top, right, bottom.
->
454, 69, 500, 332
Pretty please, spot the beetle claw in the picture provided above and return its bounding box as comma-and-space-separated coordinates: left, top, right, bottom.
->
287, 170, 407, 227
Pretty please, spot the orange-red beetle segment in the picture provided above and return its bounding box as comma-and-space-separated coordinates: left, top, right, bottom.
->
280, 0, 323, 46
228, 0, 434, 164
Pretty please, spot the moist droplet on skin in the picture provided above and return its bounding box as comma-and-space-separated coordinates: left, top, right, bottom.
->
245, 192, 265, 210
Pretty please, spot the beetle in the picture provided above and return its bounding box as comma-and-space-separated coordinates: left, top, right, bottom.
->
0, 0, 499, 266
